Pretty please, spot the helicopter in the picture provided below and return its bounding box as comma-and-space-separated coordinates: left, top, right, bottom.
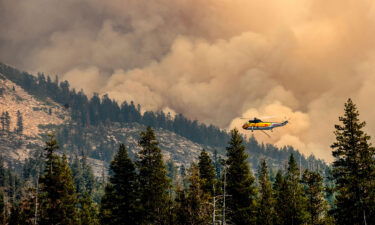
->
241, 117, 288, 137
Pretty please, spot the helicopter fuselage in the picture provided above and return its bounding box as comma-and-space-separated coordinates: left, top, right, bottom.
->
242, 121, 288, 131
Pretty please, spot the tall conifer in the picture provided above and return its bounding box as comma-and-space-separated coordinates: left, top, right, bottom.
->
225, 129, 257, 225
185, 164, 212, 224
38, 135, 77, 225
257, 160, 275, 225
283, 154, 308, 225
100, 144, 139, 225
198, 149, 216, 196
137, 127, 170, 224
16, 111, 23, 134
301, 170, 328, 225
273, 170, 287, 225
331, 98, 375, 225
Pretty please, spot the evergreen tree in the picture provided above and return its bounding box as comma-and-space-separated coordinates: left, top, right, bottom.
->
257, 160, 275, 225
4, 111, 10, 132
301, 170, 328, 225
0, 112, 5, 131
166, 160, 177, 182
225, 129, 257, 225
81, 156, 95, 195
283, 154, 308, 225
0, 190, 5, 224
198, 149, 216, 195
174, 187, 189, 225
0, 111, 11, 132
79, 193, 99, 225
137, 127, 170, 224
273, 170, 287, 225
71, 156, 85, 194
212, 149, 223, 179
38, 135, 78, 225
100, 144, 139, 225
14, 183, 36, 225
331, 98, 375, 225
71, 155, 95, 195
16, 110, 23, 134
184, 164, 212, 225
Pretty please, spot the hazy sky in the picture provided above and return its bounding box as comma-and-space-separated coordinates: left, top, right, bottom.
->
1, 0, 375, 162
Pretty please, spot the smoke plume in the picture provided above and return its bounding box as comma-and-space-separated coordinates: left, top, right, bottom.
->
1, 0, 375, 162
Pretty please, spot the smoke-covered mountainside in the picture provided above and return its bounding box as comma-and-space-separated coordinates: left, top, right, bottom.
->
0, 62, 327, 173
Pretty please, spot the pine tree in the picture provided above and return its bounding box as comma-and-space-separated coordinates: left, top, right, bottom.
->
0, 112, 5, 131
225, 129, 257, 225
283, 154, 308, 225
13, 183, 36, 225
174, 187, 189, 225
71, 156, 85, 194
198, 149, 216, 195
166, 160, 177, 181
4, 111, 10, 132
257, 160, 275, 225
38, 135, 78, 225
331, 98, 375, 225
81, 156, 95, 194
212, 149, 223, 178
184, 164, 212, 225
301, 170, 328, 225
0, 190, 5, 224
79, 193, 99, 225
16, 111, 23, 134
71, 155, 95, 195
273, 170, 287, 225
100, 144, 139, 225
137, 127, 171, 224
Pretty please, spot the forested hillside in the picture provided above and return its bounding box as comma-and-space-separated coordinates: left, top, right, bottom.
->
0, 62, 326, 171
0, 62, 374, 224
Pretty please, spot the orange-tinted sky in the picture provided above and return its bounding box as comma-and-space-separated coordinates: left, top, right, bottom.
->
1, 0, 375, 162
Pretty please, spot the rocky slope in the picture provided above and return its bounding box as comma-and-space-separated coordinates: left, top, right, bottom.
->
0, 74, 214, 175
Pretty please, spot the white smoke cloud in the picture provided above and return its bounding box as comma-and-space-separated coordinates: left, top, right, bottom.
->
1, 0, 375, 162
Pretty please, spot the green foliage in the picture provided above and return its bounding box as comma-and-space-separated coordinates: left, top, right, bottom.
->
71, 155, 95, 195
174, 164, 213, 225
78, 193, 99, 225
273, 170, 286, 225
226, 129, 257, 225
283, 154, 308, 225
257, 160, 275, 225
302, 170, 329, 225
174, 187, 189, 225
12, 183, 37, 225
137, 127, 171, 224
331, 98, 375, 225
166, 159, 177, 182
198, 149, 216, 195
38, 135, 78, 225
100, 144, 139, 225
0, 190, 5, 224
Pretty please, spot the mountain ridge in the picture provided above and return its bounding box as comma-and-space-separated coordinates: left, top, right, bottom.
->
0, 62, 328, 175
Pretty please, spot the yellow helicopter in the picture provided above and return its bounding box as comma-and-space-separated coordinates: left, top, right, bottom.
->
241, 117, 288, 137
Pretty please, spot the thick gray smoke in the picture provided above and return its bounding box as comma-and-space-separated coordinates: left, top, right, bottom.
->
1, 0, 375, 162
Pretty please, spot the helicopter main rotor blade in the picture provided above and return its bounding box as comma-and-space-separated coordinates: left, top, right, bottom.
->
240, 116, 278, 120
